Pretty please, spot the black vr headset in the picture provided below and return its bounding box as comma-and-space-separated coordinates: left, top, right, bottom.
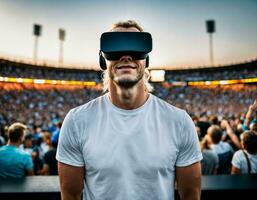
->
99, 32, 152, 70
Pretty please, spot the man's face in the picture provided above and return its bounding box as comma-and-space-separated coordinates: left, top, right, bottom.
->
106, 27, 146, 88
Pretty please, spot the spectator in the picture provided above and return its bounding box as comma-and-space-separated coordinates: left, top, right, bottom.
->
0, 122, 34, 178
207, 125, 234, 174
51, 121, 62, 145
41, 136, 58, 175
231, 130, 257, 174
220, 119, 241, 150
20, 133, 34, 155
200, 134, 219, 175
40, 131, 51, 156
20, 133, 43, 175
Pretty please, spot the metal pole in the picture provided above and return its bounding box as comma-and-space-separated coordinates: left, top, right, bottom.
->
209, 33, 214, 66
59, 40, 63, 66
33, 36, 38, 63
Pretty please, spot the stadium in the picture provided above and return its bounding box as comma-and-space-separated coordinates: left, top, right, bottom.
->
0, 1, 257, 200
0, 57, 257, 131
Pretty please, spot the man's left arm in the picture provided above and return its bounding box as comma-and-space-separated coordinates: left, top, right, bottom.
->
175, 111, 203, 200
176, 162, 201, 200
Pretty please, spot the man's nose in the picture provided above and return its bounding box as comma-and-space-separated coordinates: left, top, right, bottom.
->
119, 55, 133, 62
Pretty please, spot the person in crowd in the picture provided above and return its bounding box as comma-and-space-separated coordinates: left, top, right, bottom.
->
200, 134, 219, 175
231, 130, 257, 174
51, 121, 62, 145
57, 20, 202, 200
20, 133, 43, 175
41, 136, 58, 175
220, 119, 241, 150
244, 100, 257, 129
40, 130, 51, 156
207, 125, 234, 174
0, 122, 34, 178
20, 133, 34, 155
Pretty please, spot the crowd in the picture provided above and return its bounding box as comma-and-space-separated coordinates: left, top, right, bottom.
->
0, 58, 257, 178
165, 59, 257, 81
0, 59, 102, 82
1, 58, 257, 82
0, 82, 257, 178
155, 83, 257, 118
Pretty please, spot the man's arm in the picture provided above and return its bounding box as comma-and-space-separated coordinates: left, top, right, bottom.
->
244, 100, 257, 128
221, 120, 241, 149
176, 162, 201, 200
58, 162, 85, 200
40, 164, 49, 175
231, 165, 241, 174
26, 169, 34, 176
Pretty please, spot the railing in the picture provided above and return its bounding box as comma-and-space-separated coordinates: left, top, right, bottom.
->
0, 174, 257, 200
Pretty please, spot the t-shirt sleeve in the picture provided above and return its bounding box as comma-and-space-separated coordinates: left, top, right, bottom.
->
24, 154, 34, 171
231, 150, 242, 169
56, 110, 85, 167
176, 111, 203, 167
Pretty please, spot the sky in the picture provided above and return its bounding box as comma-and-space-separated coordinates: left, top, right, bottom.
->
0, 0, 256, 69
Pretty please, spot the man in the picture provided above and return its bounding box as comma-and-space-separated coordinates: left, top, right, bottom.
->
207, 125, 234, 174
57, 20, 202, 200
0, 122, 34, 178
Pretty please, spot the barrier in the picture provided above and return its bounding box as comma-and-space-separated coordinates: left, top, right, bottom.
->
0, 174, 257, 200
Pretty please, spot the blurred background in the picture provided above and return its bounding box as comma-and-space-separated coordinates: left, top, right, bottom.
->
0, 0, 257, 180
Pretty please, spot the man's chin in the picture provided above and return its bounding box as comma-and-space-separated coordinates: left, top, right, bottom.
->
114, 78, 139, 88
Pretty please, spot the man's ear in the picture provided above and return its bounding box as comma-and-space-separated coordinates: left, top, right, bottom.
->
145, 56, 149, 68
99, 51, 107, 70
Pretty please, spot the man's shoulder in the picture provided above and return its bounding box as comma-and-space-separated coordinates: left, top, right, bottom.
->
233, 149, 244, 158
16, 148, 32, 158
69, 95, 105, 116
2, 146, 31, 158
151, 94, 186, 117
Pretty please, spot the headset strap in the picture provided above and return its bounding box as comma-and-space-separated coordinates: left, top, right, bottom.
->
242, 150, 252, 174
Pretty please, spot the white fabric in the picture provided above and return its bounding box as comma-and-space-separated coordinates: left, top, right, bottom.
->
56, 93, 202, 200
211, 141, 233, 155
232, 150, 257, 174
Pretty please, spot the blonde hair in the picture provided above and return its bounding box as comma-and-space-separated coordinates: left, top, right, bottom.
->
8, 122, 27, 142
102, 20, 153, 93
111, 20, 144, 32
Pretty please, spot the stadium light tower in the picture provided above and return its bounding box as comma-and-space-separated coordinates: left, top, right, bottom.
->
206, 20, 215, 66
33, 24, 42, 63
59, 28, 66, 66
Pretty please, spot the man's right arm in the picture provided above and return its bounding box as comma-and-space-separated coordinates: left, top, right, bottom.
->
58, 162, 85, 200
25, 154, 34, 176
244, 99, 257, 128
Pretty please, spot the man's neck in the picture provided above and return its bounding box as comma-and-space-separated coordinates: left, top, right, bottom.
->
8, 141, 20, 147
108, 80, 149, 110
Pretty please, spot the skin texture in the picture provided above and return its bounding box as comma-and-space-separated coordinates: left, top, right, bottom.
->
231, 165, 241, 174
58, 162, 84, 200
107, 27, 149, 110
176, 162, 202, 200
58, 26, 201, 200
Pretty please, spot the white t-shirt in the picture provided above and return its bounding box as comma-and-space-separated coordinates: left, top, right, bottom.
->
232, 150, 257, 174
56, 93, 202, 200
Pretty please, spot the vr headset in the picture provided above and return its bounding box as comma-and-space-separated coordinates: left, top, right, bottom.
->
99, 32, 152, 70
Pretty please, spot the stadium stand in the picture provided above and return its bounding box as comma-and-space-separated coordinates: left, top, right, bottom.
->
165, 59, 257, 81
0, 58, 257, 180
0, 59, 102, 82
